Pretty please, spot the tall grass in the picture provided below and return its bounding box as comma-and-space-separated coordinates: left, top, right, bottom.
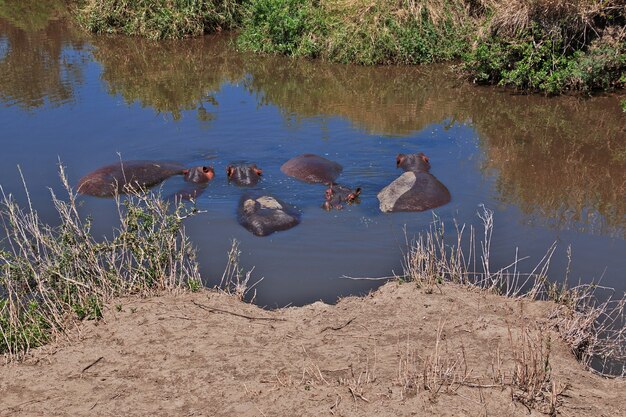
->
403, 207, 626, 376
237, 0, 472, 65
0, 165, 202, 359
76, 0, 244, 39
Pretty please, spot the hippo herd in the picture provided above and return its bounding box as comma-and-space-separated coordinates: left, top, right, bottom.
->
77, 152, 450, 237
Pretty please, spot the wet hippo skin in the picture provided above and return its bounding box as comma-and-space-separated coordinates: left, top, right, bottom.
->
77, 160, 214, 197
280, 154, 343, 184
237, 193, 301, 237
322, 184, 361, 211
227, 163, 263, 186
377, 153, 450, 212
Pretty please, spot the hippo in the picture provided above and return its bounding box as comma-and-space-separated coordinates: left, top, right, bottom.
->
227, 163, 263, 186
322, 185, 362, 211
396, 152, 431, 172
237, 193, 300, 237
377, 153, 450, 212
77, 160, 214, 198
280, 154, 343, 184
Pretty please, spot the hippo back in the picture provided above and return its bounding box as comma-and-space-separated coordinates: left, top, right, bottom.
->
78, 160, 185, 197
280, 154, 343, 184
237, 193, 300, 236
377, 171, 450, 212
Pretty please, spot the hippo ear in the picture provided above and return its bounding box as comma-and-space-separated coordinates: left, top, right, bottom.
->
396, 154, 406, 168
182, 169, 190, 176
353, 187, 362, 196
254, 167, 263, 176
419, 153, 429, 163
226, 165, 233, 177
202, 166, 211, 173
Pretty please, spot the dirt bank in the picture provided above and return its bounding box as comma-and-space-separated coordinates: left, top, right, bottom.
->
1, 282, 624, 416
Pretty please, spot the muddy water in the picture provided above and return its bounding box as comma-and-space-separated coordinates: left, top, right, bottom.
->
0, 12, 625, 308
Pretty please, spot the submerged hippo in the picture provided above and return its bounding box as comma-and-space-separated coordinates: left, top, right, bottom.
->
322, 185, 362, 211
377, 153, 450, 212
227, 163, 263, 186
237, 193, 300, 237
280, 154, 343, 184
77, 160, 214, 198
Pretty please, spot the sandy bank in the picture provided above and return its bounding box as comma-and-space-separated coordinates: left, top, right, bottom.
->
1, 282, 624, 416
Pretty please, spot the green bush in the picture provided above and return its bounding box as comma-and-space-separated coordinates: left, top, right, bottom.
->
465, 31, 626, 93
237, 0, 470, 65
237, 0, 324, 57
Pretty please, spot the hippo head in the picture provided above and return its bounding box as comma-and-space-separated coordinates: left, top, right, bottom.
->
396, 153, 431, 172
183, 166, 215, 183
227, 164, 263, 186
322, 185, 362, 211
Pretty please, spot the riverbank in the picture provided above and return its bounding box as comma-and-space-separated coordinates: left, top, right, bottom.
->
73, 0, 626, 94
2, 281, 625, 416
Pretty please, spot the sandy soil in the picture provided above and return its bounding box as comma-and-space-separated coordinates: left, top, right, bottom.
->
1, 282, 624, 416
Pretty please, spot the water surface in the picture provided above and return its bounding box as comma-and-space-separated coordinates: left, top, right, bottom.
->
1, 11, 624, 308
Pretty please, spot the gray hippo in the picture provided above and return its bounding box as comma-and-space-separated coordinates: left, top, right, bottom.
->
322, 185, 362, 211
280, 154, 342, 184
237, 193, 301, 236
227, 163, 263, 186
377, 153, 450, 212
77, 160, 214, 198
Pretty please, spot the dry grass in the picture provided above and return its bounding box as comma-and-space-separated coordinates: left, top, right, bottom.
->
508, 325, 566, 415
397, 319, 472, 400
488, 0, 626, 43
0, 164, 202, 359
403, 206, 626, 376
219, 239, 263, 302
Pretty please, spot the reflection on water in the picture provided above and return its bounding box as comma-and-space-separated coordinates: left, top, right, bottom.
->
90, 35, 244, 121
243, 56, 626, 236
0, 11, 624, 308
0, 0, 66, 31
473, 95, 626, 237
0, 10, 86, 109
243, 58, 463, 136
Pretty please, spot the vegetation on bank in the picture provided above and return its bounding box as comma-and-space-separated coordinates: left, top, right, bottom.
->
237, 0, 470, 65
76, 0, 243, 39
403, 209, 625, 375
0, 167, 202, 357
73, 0, 626, 94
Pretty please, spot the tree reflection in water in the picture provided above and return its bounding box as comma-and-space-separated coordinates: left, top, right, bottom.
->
0, 1, 86, 110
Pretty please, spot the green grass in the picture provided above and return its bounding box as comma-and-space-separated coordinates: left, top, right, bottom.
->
0, 165, 202, 357
73, 0, 626, 93
237, 0, 470, 65
77, 0, 244, 39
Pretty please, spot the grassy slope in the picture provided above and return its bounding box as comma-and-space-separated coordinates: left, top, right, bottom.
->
73, 0, 626, 93
236, 0, 626, 93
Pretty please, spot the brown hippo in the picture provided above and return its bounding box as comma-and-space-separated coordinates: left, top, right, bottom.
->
77, 160, 214, 198
227, 163, 263, 186
377, 153, 450, 212
280, 154, 343, 184
237, 193, 300, 237
396, 152, 431, 172
322, 185, 362, 211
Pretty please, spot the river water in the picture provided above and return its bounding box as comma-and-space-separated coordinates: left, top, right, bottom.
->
1, 11, 624, 308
